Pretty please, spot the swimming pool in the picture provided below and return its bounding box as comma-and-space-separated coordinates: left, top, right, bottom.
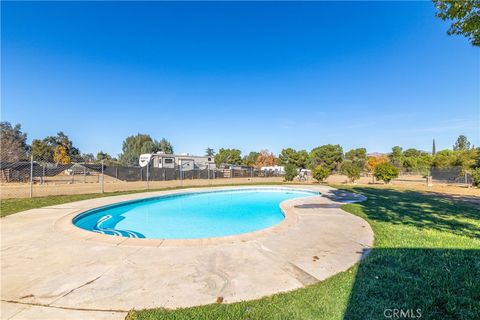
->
73, 188, 319, 239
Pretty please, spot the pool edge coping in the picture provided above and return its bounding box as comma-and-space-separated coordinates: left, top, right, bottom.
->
54, 185, 321, 247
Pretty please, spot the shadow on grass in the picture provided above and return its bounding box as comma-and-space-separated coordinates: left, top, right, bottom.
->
341, 187, 480, 239
321, 189, 367, 203
344, 248, 480, 320
126, 186, 480, 320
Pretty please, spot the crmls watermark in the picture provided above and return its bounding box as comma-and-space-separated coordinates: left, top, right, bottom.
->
384, 308, 422, 319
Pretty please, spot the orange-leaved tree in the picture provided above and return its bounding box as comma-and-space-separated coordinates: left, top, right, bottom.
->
53, 145, 71, 164
366, 155, 388, 173
255, 149, 277, 168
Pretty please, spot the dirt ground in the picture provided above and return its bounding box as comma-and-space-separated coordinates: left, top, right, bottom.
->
326, 174, 480, 205
0, 177, 285, 199
1, 174, 478, 203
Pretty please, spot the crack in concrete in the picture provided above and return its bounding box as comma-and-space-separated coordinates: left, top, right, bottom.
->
251, 242, 319, 286
53, 273, 105, 303
1, 299, 129, 313
51, 247, 146, 303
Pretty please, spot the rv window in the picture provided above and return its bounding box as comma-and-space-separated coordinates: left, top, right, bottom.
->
164, 158, 174, 164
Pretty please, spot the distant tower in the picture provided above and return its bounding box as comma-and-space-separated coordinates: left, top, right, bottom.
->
432, 139, 436, 155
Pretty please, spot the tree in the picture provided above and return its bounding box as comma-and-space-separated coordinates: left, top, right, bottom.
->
433, 0, 480, 46
278, 148, 297, 165
296, 150, 309, 169
283, 163, 298, 182
309, 144, 343, 171
455, 148, 479, 171
214, 148, 242, 166
403, 148, 428, 158
366, 155, 389, 173
345, 148, 367, 169
158, 138, 173, 154
432, 149, 457, 168
82, 153, 95, 163
341, 161, 361, 183
53, 145, 71, 164
0, 122, 28, 162
31, 139, 54, 162
374, 162, 400, 184
312, 165, 330, 183
255, 149, 277, 168
400, 149, 432, 173
389, 146, 404, 166
45, 132, 81, 160
453, 135, 471, 151
118, 134, 173, 166
205, 148, 215, 157
278, 148, 309, 168
472, 167, 480, 187
96, 151, 121, 166
242, 151, 260, 167
432, 139, 436, 155
96, 151, 112, 161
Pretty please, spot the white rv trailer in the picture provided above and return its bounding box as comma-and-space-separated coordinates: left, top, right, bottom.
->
139, 152, 216, 171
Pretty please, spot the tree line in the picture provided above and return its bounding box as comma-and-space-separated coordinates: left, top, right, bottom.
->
211, 136, 479, 185
1, 121, 479, 185
0, 122, 173, 167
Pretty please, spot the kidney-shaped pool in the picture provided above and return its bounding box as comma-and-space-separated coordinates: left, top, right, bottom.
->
73, 188, 319, 239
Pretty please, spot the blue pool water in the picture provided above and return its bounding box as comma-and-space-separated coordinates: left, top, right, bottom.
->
73, 188, 319, 239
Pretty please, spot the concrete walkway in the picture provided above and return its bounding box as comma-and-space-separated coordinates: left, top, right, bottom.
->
1, 185, 373, 320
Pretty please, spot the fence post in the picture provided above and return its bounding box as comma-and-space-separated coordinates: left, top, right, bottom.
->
29, 155, 33, 198
146, 162, 150, 190
426, 175, 433, 187
101, 160, 104, 193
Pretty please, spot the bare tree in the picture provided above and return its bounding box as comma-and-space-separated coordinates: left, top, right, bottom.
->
0, 121, 29, 162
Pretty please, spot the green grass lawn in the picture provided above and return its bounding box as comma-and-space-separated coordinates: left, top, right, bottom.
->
126, 186, 480, 320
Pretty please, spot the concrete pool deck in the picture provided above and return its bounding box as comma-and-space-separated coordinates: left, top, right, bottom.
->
1, 185, 373, 320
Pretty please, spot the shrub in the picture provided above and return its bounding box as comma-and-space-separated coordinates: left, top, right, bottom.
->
341, 162, 361, 183
374, 162, 400, 184
284, 163, 298, 182
312, 165, 330, 183
472, 168, 480, 187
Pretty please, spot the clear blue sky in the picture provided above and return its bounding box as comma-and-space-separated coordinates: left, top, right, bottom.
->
2, 1, 479, 157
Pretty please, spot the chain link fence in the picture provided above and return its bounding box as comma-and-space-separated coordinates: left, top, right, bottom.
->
0, 157, 285, 199
0, 153, 475, 199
